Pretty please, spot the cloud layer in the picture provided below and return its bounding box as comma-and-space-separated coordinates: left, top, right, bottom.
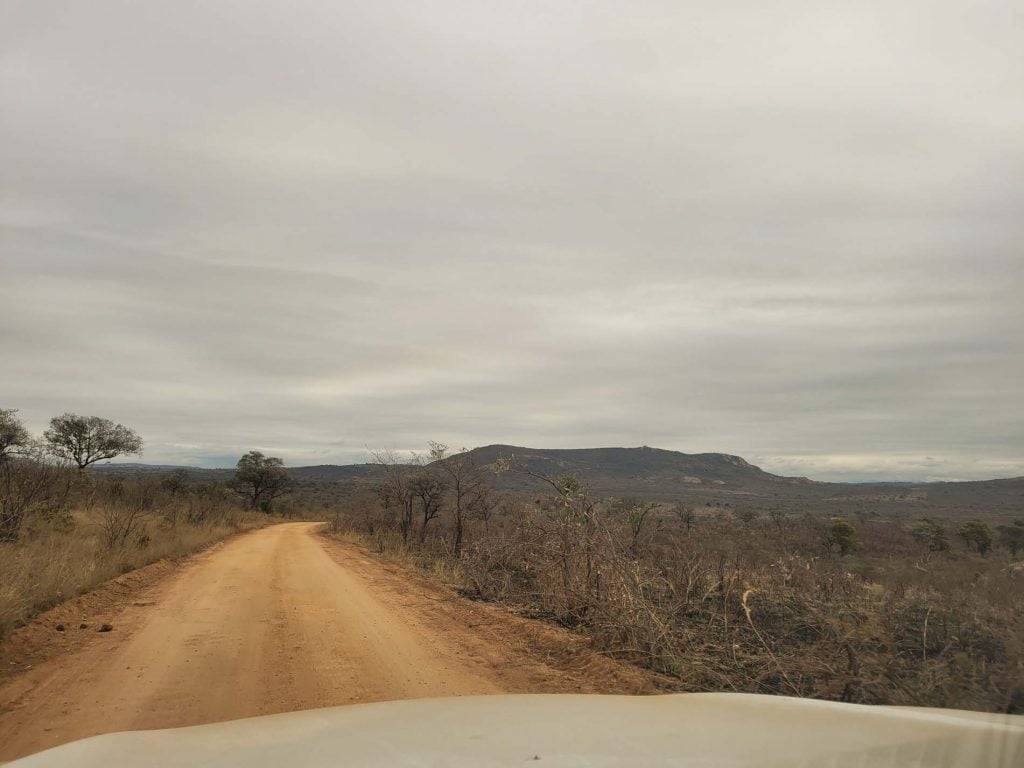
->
2, 1, 1022, 480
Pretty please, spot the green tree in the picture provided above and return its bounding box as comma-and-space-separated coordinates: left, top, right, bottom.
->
44, 413, 142, 470
910, 518, 950, 552
958, 520, 993, 556
996, 521, 1024, 556
824, 518, 858, 556
231, 451, 294, 512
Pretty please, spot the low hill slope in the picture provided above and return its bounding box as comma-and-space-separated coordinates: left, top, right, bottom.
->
461, 444, 814, 496
94, 451, 1023, 516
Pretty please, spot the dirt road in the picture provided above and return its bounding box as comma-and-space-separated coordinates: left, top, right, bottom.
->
0, 523, 651, 761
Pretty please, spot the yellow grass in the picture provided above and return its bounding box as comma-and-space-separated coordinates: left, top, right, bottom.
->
0, 506, 269, 639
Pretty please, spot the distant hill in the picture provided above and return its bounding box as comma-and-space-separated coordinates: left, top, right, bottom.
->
287, 464, 379, 481
95, 445, 809, 491
460, 444, 814, 494
94, 463, 229, 480
94, 447, 1024, 518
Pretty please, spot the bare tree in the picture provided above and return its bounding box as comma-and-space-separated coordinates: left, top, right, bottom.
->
767, 506, 789, 532
100, 479, 156, 548
468, 484, 498, 538
0, 409, 30, 463
409, 470, 447, 544
160, 468, 190, 496
429, 442, 493, 557
734, 507, 759, 526
230, 451, 294, 511
44, 413, 143, 470
627, 501, 659, 554
372, 449, 417, 545
0, 442, 69, 541
185, 481, 233, 526
672, 502, 696, 532
494, 457, 603, 622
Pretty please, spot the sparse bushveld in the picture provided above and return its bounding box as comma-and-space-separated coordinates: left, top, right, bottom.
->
329, 445, 1024, 713
5, 419, 1022, 714
0, 411, 273, 639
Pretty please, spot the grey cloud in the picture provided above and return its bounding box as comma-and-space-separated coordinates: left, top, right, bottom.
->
2, 1, 1022, 480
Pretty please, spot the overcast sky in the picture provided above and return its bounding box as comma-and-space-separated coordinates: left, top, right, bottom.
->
2, 1, 1022, 481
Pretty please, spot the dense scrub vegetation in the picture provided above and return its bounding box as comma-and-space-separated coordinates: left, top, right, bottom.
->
328, 444, 1024, 713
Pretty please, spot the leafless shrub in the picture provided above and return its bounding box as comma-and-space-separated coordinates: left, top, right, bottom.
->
99, 479, 156, 548
1, 473, 269, 638
331, 449, 1024, 712
0, 442, 72, 542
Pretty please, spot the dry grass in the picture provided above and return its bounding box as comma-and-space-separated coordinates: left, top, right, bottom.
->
0, 494, 269, 640
328, 486, 1024, 713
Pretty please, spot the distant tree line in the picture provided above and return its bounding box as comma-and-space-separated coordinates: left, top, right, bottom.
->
1, 407, 299, 540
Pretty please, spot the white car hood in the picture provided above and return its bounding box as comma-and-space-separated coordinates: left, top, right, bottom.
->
8, 693, 1023, 767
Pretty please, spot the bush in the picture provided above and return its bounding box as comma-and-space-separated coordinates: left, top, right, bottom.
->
327, 469, 1024, 712
0, 473, 269, 639
959, 520, 993, 556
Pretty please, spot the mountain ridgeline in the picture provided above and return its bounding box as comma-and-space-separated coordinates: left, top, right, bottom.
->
270, 445, 812, 494
96, 445, 1024, 517
463, 444, 811, 489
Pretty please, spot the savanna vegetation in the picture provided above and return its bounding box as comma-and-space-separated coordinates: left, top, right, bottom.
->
327, 443, 1024, 713
5, 411, 1021, 714
0, 409, 281, 639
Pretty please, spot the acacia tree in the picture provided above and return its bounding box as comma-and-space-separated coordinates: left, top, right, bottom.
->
824, 518, 858, 556
44, 413, 142, 470
910, 518, 950, 552
0, 409, 30, 463
231, 451, 294, 512
959, 520, 993, 556
996, 521, 1024, 556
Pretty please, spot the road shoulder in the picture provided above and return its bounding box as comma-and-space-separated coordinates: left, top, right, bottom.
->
316, 532, 664, 696
0, 534, 244, 687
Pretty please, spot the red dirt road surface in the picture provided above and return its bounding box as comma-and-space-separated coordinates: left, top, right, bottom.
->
0, 522, 653, 761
